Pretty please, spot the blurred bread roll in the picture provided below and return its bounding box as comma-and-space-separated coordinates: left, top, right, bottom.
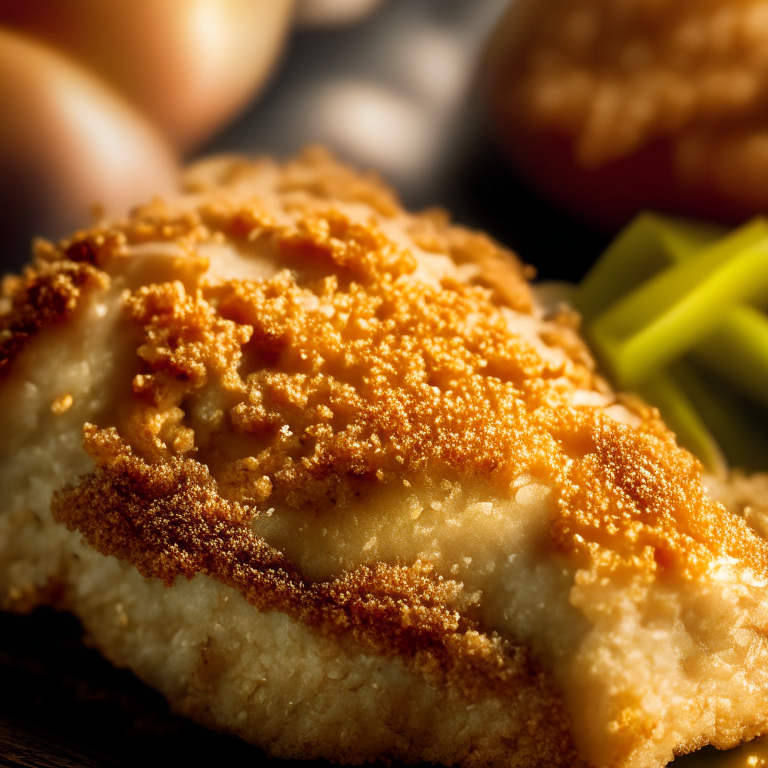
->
0, 0, 295, 151
0, 0, 294, 261
487, 0, 768, 228
295, 0, 387, 27
0, 29, 178, 263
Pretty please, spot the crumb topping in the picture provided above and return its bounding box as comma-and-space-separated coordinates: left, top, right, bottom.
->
8, 152, 768, 710
52, 424, 577, 738
0, 260, 108, 378
554, 414, 768, 579
34, 154, 768, 582
183, 146, 403, 217
121, 252, 580, 511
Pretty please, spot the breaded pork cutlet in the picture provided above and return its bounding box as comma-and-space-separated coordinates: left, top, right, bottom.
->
1, 148, 768, 768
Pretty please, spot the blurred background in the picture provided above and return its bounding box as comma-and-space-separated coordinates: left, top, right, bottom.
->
0, 0, 608, 282
205, 0, 610, 281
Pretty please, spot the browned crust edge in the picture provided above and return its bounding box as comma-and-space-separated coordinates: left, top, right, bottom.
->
0, 259, 108, 378
51, 424, 584, 766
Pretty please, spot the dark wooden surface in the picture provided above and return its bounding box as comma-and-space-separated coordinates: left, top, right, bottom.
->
0, 609, 296, 768
0, 593, 728, 768
0, 718, 126, 768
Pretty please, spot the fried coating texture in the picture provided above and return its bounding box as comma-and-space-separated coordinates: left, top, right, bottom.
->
2, 148, 768, 768
487, 0, 768, 225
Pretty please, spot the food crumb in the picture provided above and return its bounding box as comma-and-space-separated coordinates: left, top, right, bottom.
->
51, 394, 73, 414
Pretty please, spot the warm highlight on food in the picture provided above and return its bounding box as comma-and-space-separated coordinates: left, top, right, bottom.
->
486, 0, 768, 227
2, 149, 768, 768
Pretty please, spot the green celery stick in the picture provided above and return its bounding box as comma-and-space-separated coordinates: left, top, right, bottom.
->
670, 358, 768, 472
595, 215, 768, 416
634, 220, 768, 415
588, 218, 768, 388
575, 212, 725, 322
691, 305, 768, 412
637, 369, 726, 475
576, 212, 768, 470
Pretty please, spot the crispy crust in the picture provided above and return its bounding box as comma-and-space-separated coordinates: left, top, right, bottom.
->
34, 164, 765, 583
51, 423, 581, 768
0, 259, 108, 378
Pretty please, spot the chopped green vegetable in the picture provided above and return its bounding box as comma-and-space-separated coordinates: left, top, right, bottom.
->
670, 359, 768, 473
576, 212, 726, 322
692, 305, 768, 412
586, 218, 768, 389
576, 212, 768, 472
636, 367, 726, 476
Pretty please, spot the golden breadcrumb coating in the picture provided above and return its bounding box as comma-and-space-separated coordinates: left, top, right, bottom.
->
0, 261, 108, 376
487, 0, 768, 223
2, 148, 768, 768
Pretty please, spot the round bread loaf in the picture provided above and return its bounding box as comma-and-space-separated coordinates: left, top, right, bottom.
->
487, 0, 768, 227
